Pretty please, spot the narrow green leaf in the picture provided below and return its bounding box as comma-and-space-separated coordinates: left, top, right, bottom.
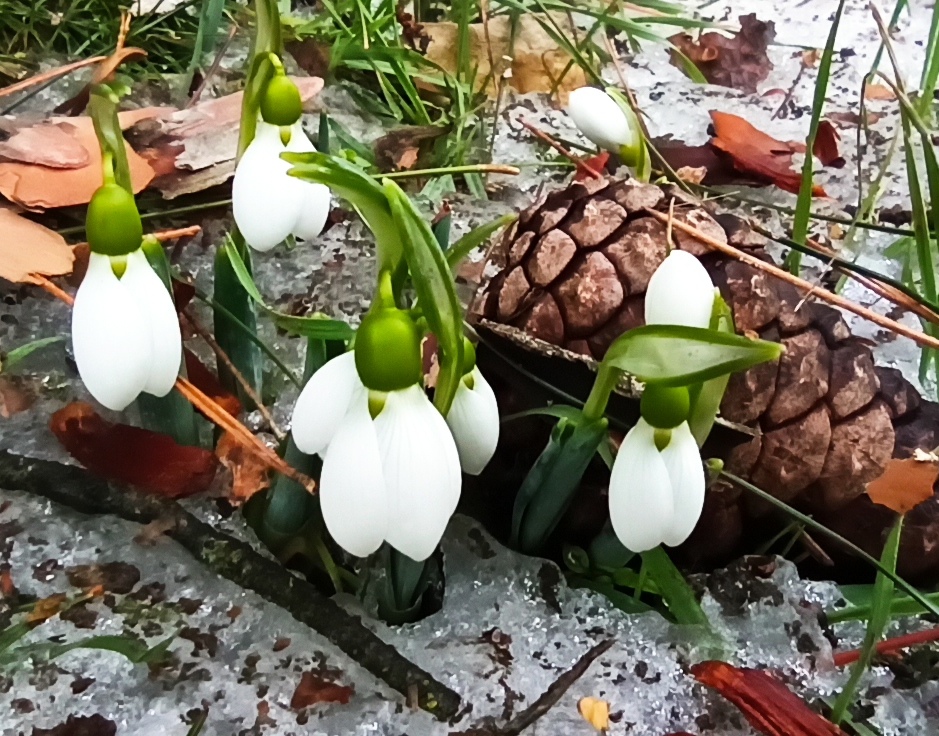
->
446, 213, 517, 269
1, 337, 63, 372
511, 416, 608, 553
831, 515, 902, 724
600, 325, 783, 387
502, 404, 586, 423
640, 546, 712, 629
687, 295, 735, 445
214, 239, 263, 398
383, 179, 464, 414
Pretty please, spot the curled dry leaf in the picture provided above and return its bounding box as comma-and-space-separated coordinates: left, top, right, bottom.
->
813, 121, 844, 168
708, 111, 827, 196
866, 457, 939, 514
578, 696, 611, 732
216, 431, 271, 506
0, 208, 74, 284
51, 402, 218, 499
669, 14, 775, 93
0, 109, 160, 209
290, 671, 354, 709
691, 661, 846, 736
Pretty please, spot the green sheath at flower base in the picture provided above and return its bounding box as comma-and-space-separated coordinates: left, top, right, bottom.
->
85, 183, 143, 256
640, 384, 691, 430
354, 309, 423, 392
260, 73, 302, 126
461, 337, 477, 375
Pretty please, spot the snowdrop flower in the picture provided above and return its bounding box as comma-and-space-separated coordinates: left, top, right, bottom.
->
291, 307, 461, 561
232, 120, 330, 252
445, 342, 500, 475
72, 248, 182, 412
608, 250, 716, 551
567, 86, 640, 156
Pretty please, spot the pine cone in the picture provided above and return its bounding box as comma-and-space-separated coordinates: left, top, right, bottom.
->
476, 176, 939, 577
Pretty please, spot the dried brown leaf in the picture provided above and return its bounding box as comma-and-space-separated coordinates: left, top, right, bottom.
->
290, 671, 354, 709
216, 431, 271, 506
0, 110, 159, 209
0, 208, 74, 284
0, 374, 38, 417
813, 120, 844, 168
864, 83, 896, 101
669, 14, 775, 93
866, 457, 938, 514
709, 111, 826, 196
691, 661, 846, 736
51, 402, 218, 498
0, 121, 90, 168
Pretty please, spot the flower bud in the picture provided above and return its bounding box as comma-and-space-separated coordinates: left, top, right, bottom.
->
354, 308, 423, 392
567, 87, 640, 155
85, 183, 143, 257
260, 74, 303, 127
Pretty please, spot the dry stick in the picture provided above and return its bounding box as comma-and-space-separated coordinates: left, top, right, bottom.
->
180, 309, 286, 442
74, 225, 203, 248
517, 118, 604, 180
833, 625, 939, 667
497, 639, 614, 736
0, 57, 107, 99
188, 24, 239, 108
643, 208, 939, 352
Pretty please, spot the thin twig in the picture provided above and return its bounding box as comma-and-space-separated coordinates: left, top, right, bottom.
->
181, 309, 286, 441
643, 208, 939, 352
833, 626, 939, 667
518, 118, 603, 179
188, 24, 239, 108
0, 57, 107, 100
31, 275, 74, 306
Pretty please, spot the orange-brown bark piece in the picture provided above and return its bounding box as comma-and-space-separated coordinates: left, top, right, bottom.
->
866, 457, 939, 514
691, 661, 846, 736
0, 208, 75, 284
51, 402, 217, 499
709, 111, 827, 196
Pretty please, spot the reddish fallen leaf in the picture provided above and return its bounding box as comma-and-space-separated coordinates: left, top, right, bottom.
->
669, 14, 775, 93
51, 402, 218, 499
184, 349, 241, 417
866, 457, 938, 514
0, 208, 74, 284
709, 111, 827, 196
813, 121, 844, 168
691, 661, 845, 736
574, 152, 610, 182
0, 109, 160, 209
0, 567, 16, 598
290, 671, 354, 709
216, 431, 271, 506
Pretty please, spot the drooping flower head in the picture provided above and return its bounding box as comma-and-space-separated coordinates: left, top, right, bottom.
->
291, 292, 461, 561
567, 87, 641, 159
445, 338, 500, 476
232, 72, 330, 252
71, 171, 182, 411
608, 249, 716, 552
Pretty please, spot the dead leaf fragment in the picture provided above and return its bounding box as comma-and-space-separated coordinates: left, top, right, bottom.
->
184, 350, 241, 417
51, 402, 218, 498
26, 593, 68, 624
578, 696, 611, 731
290, 671, 354, 709
864, 83, 896, 101
216, 431, 271, 506
0, 208, 74, 284
866, 457, 939, 514
424, 15, 587, 102
0, 121, 90, 168
709, 111, 826, 196
691, 661, 846, 736
0, 375, 37, 417
813, 121, 844, 168
0, 110, 159, 209
669, 14, 775, 93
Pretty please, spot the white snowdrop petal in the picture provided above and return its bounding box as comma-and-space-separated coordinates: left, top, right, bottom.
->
374, 384, 462, 561
644, 250, 716, 329
71, 253, 152, 411
291, 351, 361, 456
319, 389, 388, 557
608, 418, 674, 552
446, 367, 500, 475
659, 422, 706, 547
232, 122, 304, 252
121, 249, 182, 397
567, 87, 638, 154
293, 183, 331, 241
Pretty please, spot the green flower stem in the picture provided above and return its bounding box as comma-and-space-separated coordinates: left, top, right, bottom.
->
582, 364, 619, 422
88, 86, 133, 194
